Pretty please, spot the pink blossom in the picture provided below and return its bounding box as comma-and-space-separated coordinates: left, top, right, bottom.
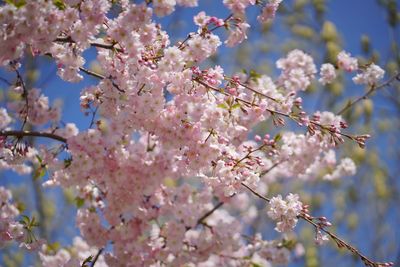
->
267, 193, 302, 233
353, 63, 385, 85
319, 63, 337, 85
337, 51, 358, 72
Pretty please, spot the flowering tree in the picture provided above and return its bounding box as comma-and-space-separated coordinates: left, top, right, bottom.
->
0, 0, 398, 266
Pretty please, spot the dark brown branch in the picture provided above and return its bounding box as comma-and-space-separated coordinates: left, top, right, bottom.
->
301, 215, 393, 267
241, 182, 271, 202
259, 160, 285, 176
224, 75, 279, 103
0, 130, 67, 143
91, 247, 104, 267
79, 67, 125, 93
197, 201, 224, 225
79, 67, 105, 80
55, 36, 123, 53
15, 68, 29, 130
44, 53, 125, 94
89, 106, 99, 129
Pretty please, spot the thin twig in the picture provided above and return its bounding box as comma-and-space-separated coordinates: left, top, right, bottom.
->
89, 106, 99, 129
194, 77, 358, 143
0, 76, 11, 86
259, 160, 285, 176
44, 53, 125, 94
197, 201, 225, 225
337, 72, 400, 115
79, 67, 106, 80
232, 144, 266, 169
241, 182, 270, 202
79, 67, 125, 93
224, 75, 279, 103
15, 68, 29, 130
55, 36, 123, 53
91, 247, 104, 267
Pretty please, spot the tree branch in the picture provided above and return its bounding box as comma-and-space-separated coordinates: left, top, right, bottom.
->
194, 77, 359, 144
337, 72, 400, 115
0, 130, 67, 143
91, 247, 104, 267
55, 36, 123, 53
241, 183, 394, 267
79, 67, 125, 93
196, 201, 225, 225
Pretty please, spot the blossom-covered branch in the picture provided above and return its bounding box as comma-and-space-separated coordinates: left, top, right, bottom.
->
337, 72, 400, 115
241, 183, 394, 267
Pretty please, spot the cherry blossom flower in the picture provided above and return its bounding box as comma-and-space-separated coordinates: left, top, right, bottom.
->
337, 51, 358, 72
353, 63, 385, 85
319, 63, 337, 85
267, 193, 303, 233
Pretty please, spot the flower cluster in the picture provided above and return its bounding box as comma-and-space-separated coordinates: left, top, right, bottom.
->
353, 63, 385, 85
0, 187, 23, 248
319, 63, 337, 85
0, 108, 11, 129
337, 51, 358, 72
39, 237, 107, 267
8, 88, 61, 125
267, 193, 303, 233
276, 49, 317, 91
258, 0, 284, 23
0, 186, 45, 250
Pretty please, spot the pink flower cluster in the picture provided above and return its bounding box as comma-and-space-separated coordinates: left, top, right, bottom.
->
0, 187, 23, 248
39, 237, 108, 267
8, 88, 61, 125
258, 0, 284, 24
267, 193, 303, 233
353, 63, 385, 85
319, 63, 336, 85
0, 108, 11, 129
276, 49, 317, 91
337, 51, 358, 72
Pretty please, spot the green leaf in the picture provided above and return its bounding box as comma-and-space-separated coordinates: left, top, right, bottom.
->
46, 242, 60, 253
231, 103, 241, 110
5, 0, 26, 8
33, 166, 46, 180
19, 215, 30, 226
249, 69, 261, 81
16, 201, 26, 213
53, 0, 66, 10
75, 197, 85, 208
35, 155, 42, 164
274, 133, 282, 143
30, 216, 40, 227
217, 103, 228, 109
281, 238, 297, 249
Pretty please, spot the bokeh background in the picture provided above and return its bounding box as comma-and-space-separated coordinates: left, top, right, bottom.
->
0, 0, 399, 266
